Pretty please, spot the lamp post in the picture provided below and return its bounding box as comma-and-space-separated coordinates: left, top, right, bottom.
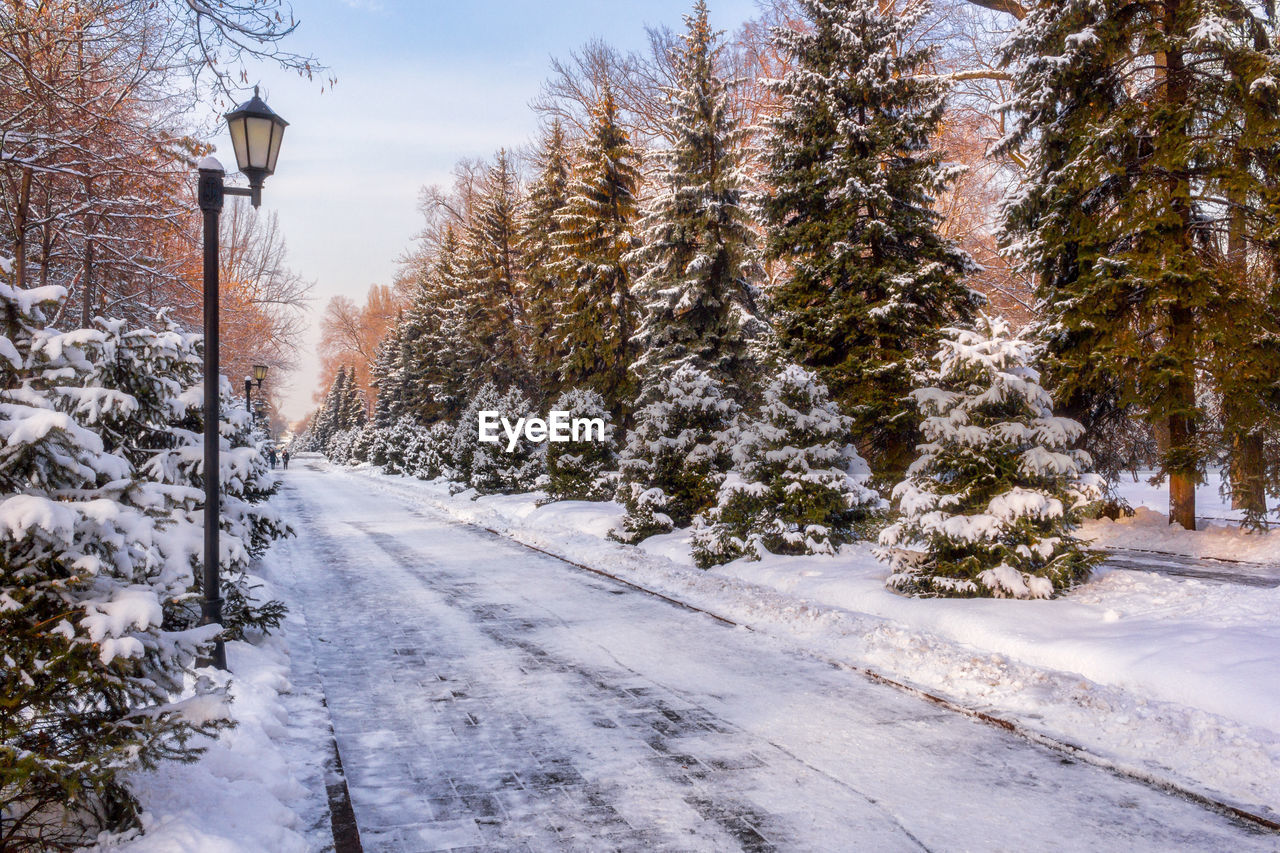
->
245, 364, 269, 428
198, 88, 287, 671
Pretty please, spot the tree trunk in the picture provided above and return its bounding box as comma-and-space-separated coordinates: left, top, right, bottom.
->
1229, 429, 1266, 517
1160, 3, 1197, 531
13, 168, 32, 287
82, 177, 95, 327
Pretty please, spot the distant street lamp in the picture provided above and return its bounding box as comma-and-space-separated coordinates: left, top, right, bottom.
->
245, 364, 269, 427
198, 88, 288, 671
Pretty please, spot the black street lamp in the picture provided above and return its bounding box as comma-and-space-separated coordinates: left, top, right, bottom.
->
245, 364, 269, 425
198, 89, 288, 671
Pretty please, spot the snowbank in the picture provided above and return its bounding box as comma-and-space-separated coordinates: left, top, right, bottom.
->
98, 570, 330, 853
1082, 506, 1280, 562
342, 466, 1280, 820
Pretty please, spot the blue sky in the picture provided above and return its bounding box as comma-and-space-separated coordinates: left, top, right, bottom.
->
209, 0, 762, 421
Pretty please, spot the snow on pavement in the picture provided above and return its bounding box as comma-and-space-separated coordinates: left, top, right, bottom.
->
339, 465, 1280, 820
276, 459, 1276, 851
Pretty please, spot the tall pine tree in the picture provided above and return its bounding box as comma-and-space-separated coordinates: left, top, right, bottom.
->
552, 85, 643, 416
761, 0, 979, 484
521, 120, 574, 404
999, 0, 1280, 529
458, 149, 529, 390
630, 0, 767, 399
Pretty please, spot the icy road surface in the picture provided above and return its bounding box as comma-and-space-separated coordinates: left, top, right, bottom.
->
275, 462, 1275, 852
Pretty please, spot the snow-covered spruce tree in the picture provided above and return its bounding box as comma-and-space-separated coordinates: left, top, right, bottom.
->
325, 426, 359, 466
370, 318, 408, 429
552, 85, 643, 415
380, 416, 425, 476
401, 225, 470, 423
614, 365, 738, 543
876, 317, 1104, 598
761, 0, 979, 484
521, 120, 574, 403
80, 311, 290, 640
692, 365, 882, 567
629, 0, 767, 396
0, 284, 230, 847
456, 149, 530, 391
997, 0, 1280, 530
450, 382, 503, 489
414, 421, 457, 481
542, 388, 616, 502
346, 422, 383, 466
468, 386, 544, 495
309, 366, 347, 450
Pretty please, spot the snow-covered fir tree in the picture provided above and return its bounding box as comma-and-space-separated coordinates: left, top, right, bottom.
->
876, 317, 1104, 599
457, 149, 530, 390
1, 283, 232, 846
692, 364, 882, 567
468, 386, 544, 495
415, 421, 457, 481
761, 0, 979, 483
629, 0, 767, 396
403, 225, 470, 423
520, 120, 574, 403
326, 426, 359, 466
998, 0, 1280, 530
378, 417, 421, 476
370, 318, 409, 428
552, 85, 643, 415
614, 364, 738, 542
450, 382, 504, 488
313, 366, 367, 459
542, 388, 616, 502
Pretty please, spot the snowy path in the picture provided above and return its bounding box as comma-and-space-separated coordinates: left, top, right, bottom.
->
275, 461, 1274, 852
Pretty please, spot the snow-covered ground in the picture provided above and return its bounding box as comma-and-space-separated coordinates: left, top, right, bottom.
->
337, 461, 1280, 824
99, 559, 334, 852
1081, 468, 1280, 561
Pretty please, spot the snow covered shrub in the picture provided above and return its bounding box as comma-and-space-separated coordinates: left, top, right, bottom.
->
542, 388, 615, 502
325, 426, 358, 465
0, 284, 231, 848
412, 421, 456, 480
346, 422, 381, 465
692, 365, 883, 567
448, 384, 544, 494
380, 417, 425, 475
876, 317, 1104, 598
450, 382, 503, 488
614, 365, 738, 543
470, 386, 544, 494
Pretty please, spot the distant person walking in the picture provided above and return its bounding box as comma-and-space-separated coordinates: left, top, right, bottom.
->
282, 449, 290, 469
268, 447, 278, 469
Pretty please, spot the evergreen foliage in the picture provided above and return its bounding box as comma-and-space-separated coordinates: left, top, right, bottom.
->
450, 382, 504, 488
761, 0, 979, 482
404, 226, 470, 423
877, 318, 1104, 598
458, 150, 530, 390
0, 282, 287, 846
469, 386, 544, 495
692, 365, 882, 567
614, 365, 737, 542
552, 86, 643, 415
998, 0, 1280, 529
521, 121, 574, 403
630, 0, 767, 396
542, 388, 616, 502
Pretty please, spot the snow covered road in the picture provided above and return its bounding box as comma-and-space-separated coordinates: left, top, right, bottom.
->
274, 461, 1275, 852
